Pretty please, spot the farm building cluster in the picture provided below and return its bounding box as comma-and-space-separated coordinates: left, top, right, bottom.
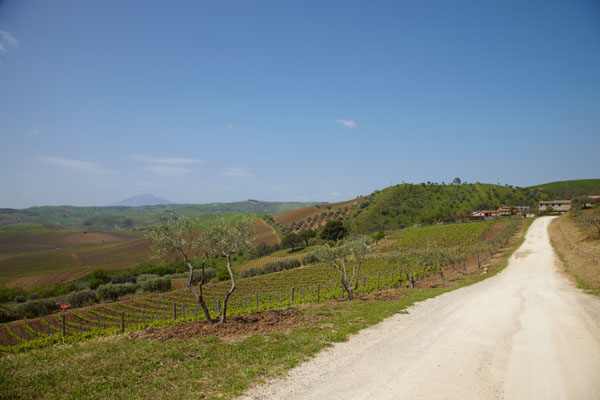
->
473, 197, 599, 218
538, 200, 571, 213
471, 206, 529, 218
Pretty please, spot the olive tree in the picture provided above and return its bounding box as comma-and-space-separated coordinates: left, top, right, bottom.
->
449, 249, 469, 276
282, 232, 302, 251
146, 216, 255, 324
426, 247, 451, 280
298, 229, 316, 246
395, 251, 429, 289
145, 217, 217, 323
579, 209, 600, 238
209, 217, 255, 323
313, 237, 374, 300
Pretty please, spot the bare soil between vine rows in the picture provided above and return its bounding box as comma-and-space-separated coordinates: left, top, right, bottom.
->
128, 290, 406, 342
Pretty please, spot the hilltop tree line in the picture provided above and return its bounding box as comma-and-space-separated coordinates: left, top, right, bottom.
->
345, 183, 548, 233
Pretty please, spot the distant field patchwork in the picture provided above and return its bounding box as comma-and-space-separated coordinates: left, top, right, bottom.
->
0, 230, 152, 289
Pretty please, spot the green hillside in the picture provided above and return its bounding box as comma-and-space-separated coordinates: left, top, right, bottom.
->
0, 200, 320, 230
346, 183, 546, 233
528, 179, 600, 199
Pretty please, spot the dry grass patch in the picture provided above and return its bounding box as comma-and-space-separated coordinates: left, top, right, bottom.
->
549, 216, 600, 296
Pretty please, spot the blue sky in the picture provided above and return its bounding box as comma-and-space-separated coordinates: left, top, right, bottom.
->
1, 0, 599, 208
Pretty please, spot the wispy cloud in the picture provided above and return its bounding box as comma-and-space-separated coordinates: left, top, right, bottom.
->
38, 156, 106, 174
130, 155, 203, 165
330, 191, 340, 198
335, 119, 358, 129
0, 30, 18, 54
31, 128, 40, 135
226, 123, 234, 129
218, 167, 254, 178
145, 165, 191, 176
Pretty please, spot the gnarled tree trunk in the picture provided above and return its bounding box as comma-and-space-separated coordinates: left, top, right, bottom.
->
183, 254, 215, 324
220, 254, 236, 323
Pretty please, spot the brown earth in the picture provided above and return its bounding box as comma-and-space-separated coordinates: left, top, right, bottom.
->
0, 230, 143, 254
128, 308, 323, 342
484, 220, 509, 240
72, 238, 154, 268
2, 267, 97, 290
253, 220, 280, 246
274, 199, 358, 229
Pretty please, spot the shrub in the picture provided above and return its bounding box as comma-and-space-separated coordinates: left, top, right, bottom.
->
240, 258, 301, 278
29, 293, 38, 301
0, 307, 11, 323
320, 220, 348, 241
14, 295, 26, 303
34, 283, 70, 299
11, 299, 58, 319
130, 260, 188, 277
97, 283, 136, 302
0, 287, 27, 303
89, 269, 110, 290
191, 267, 217, 283
136, 274, 159, 283
302, 252, 320, 265
67, 290, 98, 307
141, 278, 172, 293
110, 274, 137, 284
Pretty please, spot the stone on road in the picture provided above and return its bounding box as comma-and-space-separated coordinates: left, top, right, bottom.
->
240, 217, 600, 400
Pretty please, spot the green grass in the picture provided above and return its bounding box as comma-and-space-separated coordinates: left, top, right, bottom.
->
0, 219, 532, 400
0, 223, 48, 233
269, 246, 316, 257
387, 220, 495, 249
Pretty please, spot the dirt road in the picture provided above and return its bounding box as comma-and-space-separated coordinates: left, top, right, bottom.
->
241, 217, 600, 400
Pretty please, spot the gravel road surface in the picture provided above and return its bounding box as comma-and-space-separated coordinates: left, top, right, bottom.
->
240, 217, 600, 400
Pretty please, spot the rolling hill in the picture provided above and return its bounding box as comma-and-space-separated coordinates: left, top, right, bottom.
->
0, 200, 321, 230
528, 179, 600, 199
344, 183, 547, 233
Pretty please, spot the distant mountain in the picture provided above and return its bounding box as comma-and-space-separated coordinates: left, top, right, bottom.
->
112, 194, 172, 207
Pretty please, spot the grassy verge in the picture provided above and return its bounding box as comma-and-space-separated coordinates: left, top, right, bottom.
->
0, 219, 533, 400
549, 217, 600, 297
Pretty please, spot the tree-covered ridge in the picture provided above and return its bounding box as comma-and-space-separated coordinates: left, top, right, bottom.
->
527, 179, 600, 199
346, 183, 547, 233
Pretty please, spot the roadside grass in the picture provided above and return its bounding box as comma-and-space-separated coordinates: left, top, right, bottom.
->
0, 218, 533, 399
549, 217, 600, 297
